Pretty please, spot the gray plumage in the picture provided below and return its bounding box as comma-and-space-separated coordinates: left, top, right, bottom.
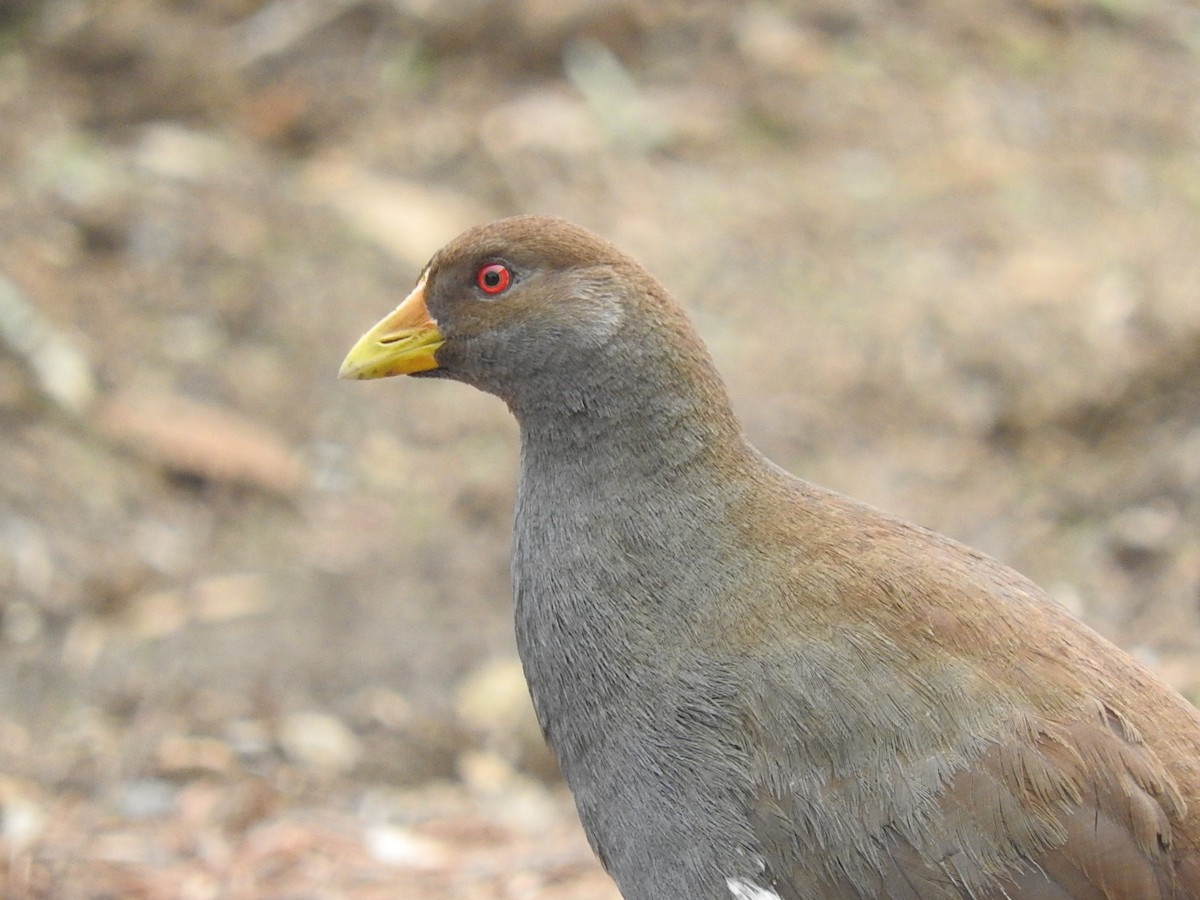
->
342, 215, 1200, 900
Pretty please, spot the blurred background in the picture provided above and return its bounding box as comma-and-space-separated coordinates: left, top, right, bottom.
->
0, 0, 1198, 896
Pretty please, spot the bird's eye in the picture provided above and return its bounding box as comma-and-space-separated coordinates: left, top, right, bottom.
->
475, 263, 512, 295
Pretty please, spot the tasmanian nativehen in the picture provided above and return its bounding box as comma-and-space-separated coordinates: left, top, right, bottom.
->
340, 216, 1200, 899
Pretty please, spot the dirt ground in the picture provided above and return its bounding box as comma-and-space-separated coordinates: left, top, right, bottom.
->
0, 0, 1198, 896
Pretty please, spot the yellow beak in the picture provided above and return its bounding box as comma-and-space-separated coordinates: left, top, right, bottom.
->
338, 277, 445, 380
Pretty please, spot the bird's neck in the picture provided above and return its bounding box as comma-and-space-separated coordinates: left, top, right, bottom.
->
510, 353, 762, 674
516, 394, 747, 486
509, 325, 749, 475
510, 378, 770, 808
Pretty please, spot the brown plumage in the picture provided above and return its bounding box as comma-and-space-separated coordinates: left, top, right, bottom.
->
341, 215, 1200, 899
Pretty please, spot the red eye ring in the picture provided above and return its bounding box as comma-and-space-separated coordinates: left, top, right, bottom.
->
476, 263, 512, 295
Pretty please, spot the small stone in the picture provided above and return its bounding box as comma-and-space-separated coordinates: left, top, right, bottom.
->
1110, 503, 1179, 561
224, 718, 273, 761
455, 657, 532, 737
133, 122, 230, 182
455, 656, 558, 779
457, 750, 560, 832
348, 686, 412, 731
192, 573, 270, 623
458, 749, 521, 796
364, 824, 451, 870
112, 778, 177, 820
277, 711, 362, 776
156, 735, 238, 776
0, 788, 45, 851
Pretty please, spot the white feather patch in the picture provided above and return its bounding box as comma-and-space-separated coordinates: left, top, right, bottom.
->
726, 876, 782, 899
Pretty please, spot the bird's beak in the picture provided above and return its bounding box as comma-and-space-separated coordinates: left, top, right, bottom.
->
338, 277, 445, 380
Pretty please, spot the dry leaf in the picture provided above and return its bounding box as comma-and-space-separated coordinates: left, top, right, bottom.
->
95, 390, 304, 495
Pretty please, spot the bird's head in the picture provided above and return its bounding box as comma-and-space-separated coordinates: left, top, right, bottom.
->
339, 216, 686, 410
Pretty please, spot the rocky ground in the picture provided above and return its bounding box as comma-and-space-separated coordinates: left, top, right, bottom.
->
0, 0, 1198, 896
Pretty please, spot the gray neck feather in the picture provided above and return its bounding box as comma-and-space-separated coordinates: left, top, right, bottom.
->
508, 325, 761, 754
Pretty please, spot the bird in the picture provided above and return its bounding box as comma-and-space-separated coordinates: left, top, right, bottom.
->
339, 215, 1200, 899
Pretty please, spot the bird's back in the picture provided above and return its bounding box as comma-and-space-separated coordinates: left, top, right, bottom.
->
726, 472, 1200, 899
